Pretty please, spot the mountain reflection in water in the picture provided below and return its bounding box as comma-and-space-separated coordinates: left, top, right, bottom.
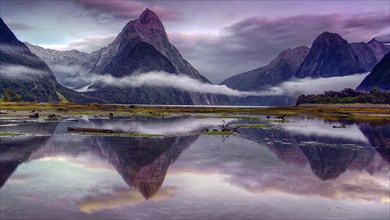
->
0, 117, 389, 219
241, 117, 389, 180
1, 126, 197, 200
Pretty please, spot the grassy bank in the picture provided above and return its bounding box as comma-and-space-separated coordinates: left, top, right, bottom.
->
1, 101, 389, 122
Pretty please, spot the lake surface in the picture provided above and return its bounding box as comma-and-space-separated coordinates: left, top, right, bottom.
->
0, 115, 389, 219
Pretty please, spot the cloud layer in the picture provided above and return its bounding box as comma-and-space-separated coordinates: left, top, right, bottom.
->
268, 72, 370, 97
38, 35, 116, 52
75, 0, 181, 21
0, 63, 368, 99
84, 71, 369, 98
89, 71, 265, 97
0, 64, 49, 81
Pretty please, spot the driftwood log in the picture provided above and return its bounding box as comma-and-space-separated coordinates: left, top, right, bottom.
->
67, 127, 114, 133
29, 113, 39, 118
275, 114, 286, 120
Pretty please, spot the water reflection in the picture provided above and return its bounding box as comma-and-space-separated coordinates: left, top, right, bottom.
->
1, 129, 198, 200
241, 117, 388, 180
0, 136, 52, 187
0, 116, 389, 219
359, 123, 390, 162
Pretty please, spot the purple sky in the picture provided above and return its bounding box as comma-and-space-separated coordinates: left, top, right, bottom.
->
1, 0, 389, 83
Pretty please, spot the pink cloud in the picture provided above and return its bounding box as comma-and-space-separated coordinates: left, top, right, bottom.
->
151, 6, 181, 21
39, 34, 116, 53
76, 0, 182, 21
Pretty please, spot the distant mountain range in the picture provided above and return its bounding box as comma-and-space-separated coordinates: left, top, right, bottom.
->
1, 9, 389, 105
222, 31, 390, 105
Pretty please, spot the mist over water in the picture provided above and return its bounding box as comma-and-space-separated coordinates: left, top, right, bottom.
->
0, 63, 369, 98
80, 71, 369, 97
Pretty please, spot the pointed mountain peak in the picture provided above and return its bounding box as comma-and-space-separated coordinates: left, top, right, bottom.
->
0, 17, 19, 44
138, 8, 161, 25
0, 17, 6, 28
115, 8, 168, 56
316, 31, 343, 41
368, 37, 381, 45
311, 32, 348, 48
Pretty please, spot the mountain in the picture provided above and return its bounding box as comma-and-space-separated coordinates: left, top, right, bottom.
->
367, 38, 390, 61
350, 38, 390, 71
295, 32, 367, 78
26, 9, 229, 105
0, 17, 60, 102
222, 46, 309, 91
221, 46, 309, 105
356, 52, 390, 92
0, 18, 103, 103
25, 43, 91, 90
350, 42, 378, 70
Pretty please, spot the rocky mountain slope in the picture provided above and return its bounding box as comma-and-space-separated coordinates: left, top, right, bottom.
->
221, 46, 309, 105
295, 32, 366, 78
25, 43, 91, 90
0, 17, 60, 102
367, 38, 390, 61
357, 52, 390, 92
222, 46, 309, 91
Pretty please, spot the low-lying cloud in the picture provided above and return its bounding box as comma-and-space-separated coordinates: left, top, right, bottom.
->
85, 71, 369, 97
75, 0, 182, 21
0, 63, 368, 98
49, 64, 93, 90
267, 72, 370, 97
89, 71, 271, 97
37, 35, 116, 53
0, 64, 49, 81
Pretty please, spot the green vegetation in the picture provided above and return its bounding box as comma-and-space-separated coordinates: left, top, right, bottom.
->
1, 88, 22, 102
268, 120, 291, 123
0, 100, 389, 122
0, 132, 24, 137
296, 88, 390, 105
194, 113, 259, 121
235, 123, 273, 128
80, 132, 164, 137
200, 131, 235, 135
56, 91, 69, 103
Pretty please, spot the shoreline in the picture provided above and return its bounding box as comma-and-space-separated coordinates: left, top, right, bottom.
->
1, 101, 390, 122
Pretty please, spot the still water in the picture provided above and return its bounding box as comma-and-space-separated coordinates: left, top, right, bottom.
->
0, 116, 389, 219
